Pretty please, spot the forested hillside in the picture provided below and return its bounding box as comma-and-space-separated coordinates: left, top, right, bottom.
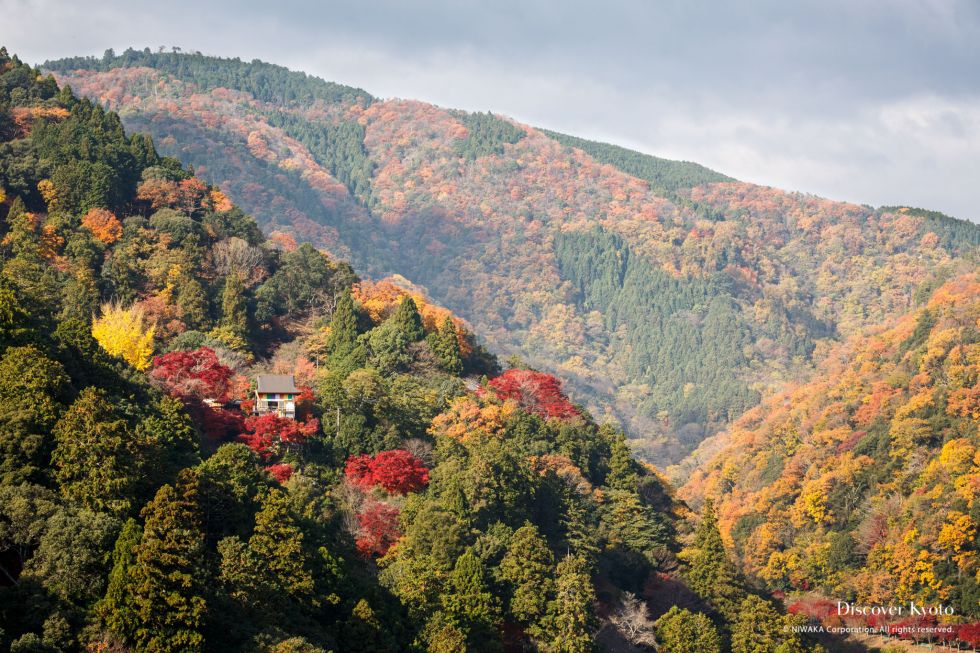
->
45, 49, 980, 464
681, 272, 980, 646
0, 46, 833, 653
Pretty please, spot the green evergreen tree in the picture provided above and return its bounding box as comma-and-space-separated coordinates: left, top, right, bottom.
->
441, 550, 501, 652
22, 507, 119, 608
220, 273, 248, 339
655, 606, 722, 653
51, 388, 140, 516
430, 315, 463, 375
136, 396, 201, 493
96, 518, 143, 640
545, 554, 597, 653
600, 489, 671, 560
422, 611, 468, 653
326, 290, 359, 359
603, 427, 641, 491
176, 275, 208, 331
0, 346, 70, 484
247, 488, 316, 607
129, 470, 208, 653
685, 500, 745, 621
498, 523, 554, 633
391, 296, 424, 342
0, 282, 31, 351
731, 595, 809, 653
340, 599, 397, 653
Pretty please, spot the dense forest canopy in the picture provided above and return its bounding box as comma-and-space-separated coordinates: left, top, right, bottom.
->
538, 128, 733, 194
0, 45, 837, 653
681, 272, 980, 645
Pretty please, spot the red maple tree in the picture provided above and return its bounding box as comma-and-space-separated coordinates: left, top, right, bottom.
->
150, 347, 234, 402
486, 369, 579, 419
239, 413, 319, 459
345, 449, 429, 495
265, 463, 294, 484
355, 501, 401, 557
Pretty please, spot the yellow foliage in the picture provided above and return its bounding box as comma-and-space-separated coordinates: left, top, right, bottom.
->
428, 396, 516, 442
937, 438, 976, 475
937, 512, 975, 558
791, 479, 831, 526
893, 390, 933, 420
888, 416, 931, 459
91, 302, 156, 370
37, 179, 59, 211
923, 327, 960, 368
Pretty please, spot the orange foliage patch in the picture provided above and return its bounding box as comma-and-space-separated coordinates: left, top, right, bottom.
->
81, 208, 123, 244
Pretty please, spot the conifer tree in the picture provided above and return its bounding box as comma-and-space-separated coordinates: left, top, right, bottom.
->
97, 518, 143, 640
431, 315, 463, 375
731, 595, 809, 653
685, 499, 745, 622
441, 550, 501, 651
655, 606, 722, 653
136, 396, 201, 491
51, 387, 138, 516
220, 272, 248, 338
0, 345, 70, 484
326, 290, 359, 359
247, 488, 316, 607
498, 523, 554, 633
545, 554, 597, 653
340, 599, 398, 653
176, 275, 208, 330
129, 470, 208, 653
391, 296, 424, 342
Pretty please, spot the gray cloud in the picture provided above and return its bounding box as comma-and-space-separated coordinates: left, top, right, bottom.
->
2, 0, 978, 219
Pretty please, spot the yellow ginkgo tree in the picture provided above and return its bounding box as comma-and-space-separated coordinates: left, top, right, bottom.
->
92, 302, 156, 370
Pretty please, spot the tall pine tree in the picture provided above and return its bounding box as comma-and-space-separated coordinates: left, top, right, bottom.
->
545, 554, 596, 653
51, 387, 139, 516
391, 296, 424, 342
685, 499, 745, 623
499, 523, 554, 635
430, 315, 463, 375
129, 470, 209, 653
326, 290, 359, 359
96, 518, 143, 640
441, 550, 501, 652
220, 272, 248, 339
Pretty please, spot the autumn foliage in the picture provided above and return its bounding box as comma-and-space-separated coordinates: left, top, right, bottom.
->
345, 449, 430, 495
91, 302, 156, 370
150, 347, 234, 401
353, 277, 472, 355
239, 413, 319, 459
486, 369, 579, 419
682, 273, 980, 613
265, 462, 294, 484
355, 501, 402, 557
81, 207, 123, 244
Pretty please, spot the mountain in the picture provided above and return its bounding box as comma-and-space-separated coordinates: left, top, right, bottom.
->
45, 49, 980, 464
680, 272, 980, 624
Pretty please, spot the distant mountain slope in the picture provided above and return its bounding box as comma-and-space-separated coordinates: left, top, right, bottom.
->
46, 49, 980, 464
679, 273, 980, 617
539, 128, 733, 193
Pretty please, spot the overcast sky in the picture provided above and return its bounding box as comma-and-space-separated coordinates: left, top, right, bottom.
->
3, 0, 979, 221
